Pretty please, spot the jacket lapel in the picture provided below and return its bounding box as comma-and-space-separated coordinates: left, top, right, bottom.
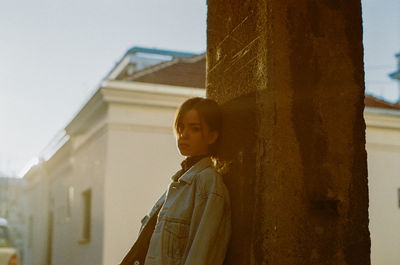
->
177, 157, 212, 184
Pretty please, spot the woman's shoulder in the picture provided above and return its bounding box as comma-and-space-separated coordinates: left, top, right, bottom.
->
194, 165, 228, 197
197, 164, 221, 181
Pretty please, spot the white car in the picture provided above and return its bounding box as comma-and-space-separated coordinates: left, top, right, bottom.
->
0, 218, 18, 265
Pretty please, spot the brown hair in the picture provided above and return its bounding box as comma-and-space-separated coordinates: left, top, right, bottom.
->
174, 97, 222, 156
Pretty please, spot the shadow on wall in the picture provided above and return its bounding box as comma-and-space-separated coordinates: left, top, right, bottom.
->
215, 92, 258, 264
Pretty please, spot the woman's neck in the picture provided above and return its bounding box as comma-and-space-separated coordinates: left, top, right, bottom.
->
181, 154, 208, 172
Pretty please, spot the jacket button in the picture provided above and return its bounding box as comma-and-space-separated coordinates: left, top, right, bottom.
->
134, 261, 140, 265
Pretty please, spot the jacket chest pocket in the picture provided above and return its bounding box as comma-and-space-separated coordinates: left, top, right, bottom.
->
164, 220, 189, 260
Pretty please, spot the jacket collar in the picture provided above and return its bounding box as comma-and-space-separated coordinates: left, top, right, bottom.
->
176, 157, 212, 185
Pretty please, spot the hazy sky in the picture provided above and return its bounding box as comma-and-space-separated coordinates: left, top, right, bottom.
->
362, 0, 400, 100
0, 0, 399, 176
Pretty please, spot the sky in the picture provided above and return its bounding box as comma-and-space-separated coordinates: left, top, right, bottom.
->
362, 0, 400, 101
0, 0, 399, 176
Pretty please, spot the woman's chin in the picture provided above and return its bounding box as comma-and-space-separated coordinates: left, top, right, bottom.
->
178, 149, 190, 156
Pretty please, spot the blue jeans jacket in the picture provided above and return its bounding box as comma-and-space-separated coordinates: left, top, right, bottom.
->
142, 157, 231, 265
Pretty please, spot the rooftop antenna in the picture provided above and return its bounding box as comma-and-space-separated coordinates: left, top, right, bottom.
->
389, 52, 400, 104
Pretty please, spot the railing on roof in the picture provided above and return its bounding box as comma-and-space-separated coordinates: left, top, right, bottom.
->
126, 46, 196, 59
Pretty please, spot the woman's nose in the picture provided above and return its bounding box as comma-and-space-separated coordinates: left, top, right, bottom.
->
180, 128, 188, 138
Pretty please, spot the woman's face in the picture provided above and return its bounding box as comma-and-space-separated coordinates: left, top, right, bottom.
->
176, 109, 218, 157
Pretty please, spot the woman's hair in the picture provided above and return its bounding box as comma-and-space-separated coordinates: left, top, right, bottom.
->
174, 97, 222, 156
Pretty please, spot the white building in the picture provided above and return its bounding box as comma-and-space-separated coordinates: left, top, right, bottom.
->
22, 48, 205, 265
365, 104, 400, 265
23, 165, 51, 265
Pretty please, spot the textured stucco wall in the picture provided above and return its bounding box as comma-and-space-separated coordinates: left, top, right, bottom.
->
207, 1, 370, 264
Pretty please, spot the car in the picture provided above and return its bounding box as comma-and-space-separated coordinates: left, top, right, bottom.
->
0, 218, 19, 265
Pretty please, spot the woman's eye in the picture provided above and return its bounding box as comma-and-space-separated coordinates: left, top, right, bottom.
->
192, 127, 201, 131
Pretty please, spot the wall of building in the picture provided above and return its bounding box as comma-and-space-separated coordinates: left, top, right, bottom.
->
365, 110, 400, 265
48, 167, 74, 265
65, 127, 107, 265
41, 111, 108, 265
23, 169, 50, 265
102, 102, 184, 265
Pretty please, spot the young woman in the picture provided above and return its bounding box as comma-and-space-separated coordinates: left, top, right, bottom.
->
120, 97, 231, 265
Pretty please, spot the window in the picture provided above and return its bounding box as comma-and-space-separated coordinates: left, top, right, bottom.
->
79, 189, 91, 244
398, 188, 400, 208
66, 186, 74, 222
28, 216, 33, 248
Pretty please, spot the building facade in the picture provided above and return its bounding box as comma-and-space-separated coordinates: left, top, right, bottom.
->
22, 48, 205, 265
365, 103, 400, 265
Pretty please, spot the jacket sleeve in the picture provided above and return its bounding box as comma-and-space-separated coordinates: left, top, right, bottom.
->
184, 173, 231, 265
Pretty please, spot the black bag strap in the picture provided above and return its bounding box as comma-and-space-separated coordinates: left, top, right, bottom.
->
119, 203, 163, 265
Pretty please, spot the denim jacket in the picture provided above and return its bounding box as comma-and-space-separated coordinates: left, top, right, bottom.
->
142, 157, 231, 265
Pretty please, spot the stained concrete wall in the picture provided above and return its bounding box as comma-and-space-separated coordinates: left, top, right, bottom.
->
207, 1, 370, 264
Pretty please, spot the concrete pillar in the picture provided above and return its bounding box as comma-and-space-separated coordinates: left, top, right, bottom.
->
206, 1, 370, 264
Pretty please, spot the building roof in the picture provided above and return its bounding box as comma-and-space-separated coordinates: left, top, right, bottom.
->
119, 54, 206, 88
125, 47, 196, 59
105, 46, 199, 81
364, 94, 400, 110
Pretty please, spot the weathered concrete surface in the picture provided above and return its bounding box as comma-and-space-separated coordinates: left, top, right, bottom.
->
207, 1, 370, 264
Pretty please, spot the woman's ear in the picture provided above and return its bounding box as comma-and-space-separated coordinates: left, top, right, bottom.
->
207, 131, 219, 145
